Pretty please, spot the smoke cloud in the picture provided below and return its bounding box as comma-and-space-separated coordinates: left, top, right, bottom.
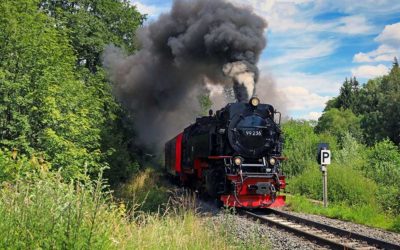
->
103, 0, 268, 148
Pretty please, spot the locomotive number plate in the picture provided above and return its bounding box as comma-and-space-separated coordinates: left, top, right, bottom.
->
244, 130, 262, 136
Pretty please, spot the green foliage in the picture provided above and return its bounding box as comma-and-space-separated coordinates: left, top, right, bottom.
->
334, 133, 366, 168
288, 164, 377, 206
364, 139, 400, 185
363, 140, 400, 214
287, 196, 399, 232
355, 72, 400, 145
0, 149, 45, 181
198, 94, 213, 116
315, 108, 362, 142
0, 0, 144, 182
0, 170, 264, 249
393, 216, 400, 232
115, 168, 170, 213
281, 120, 318, 176
38, 0, 146, 183
322, 60, 400, 145
282, 120, 337, 177
0, 0, 106, 178
39, 0, 145, 72
0, 170, 119, 249
324, 77, 360, 112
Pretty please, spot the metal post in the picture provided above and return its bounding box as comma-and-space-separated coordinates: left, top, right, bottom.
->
321, 165, 328, 207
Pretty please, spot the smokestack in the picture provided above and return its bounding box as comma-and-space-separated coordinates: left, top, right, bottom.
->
103, 0, 267, 148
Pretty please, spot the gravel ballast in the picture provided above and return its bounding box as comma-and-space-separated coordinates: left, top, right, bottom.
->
197, 199, 399, 249
198, 201, 326, 249
276, 208, 400, 246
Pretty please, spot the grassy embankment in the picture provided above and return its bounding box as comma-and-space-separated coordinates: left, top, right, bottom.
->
0, 159, 269, 249
282, 121, 400, 233
284, 158, 400, 233
286, 195, 400, 232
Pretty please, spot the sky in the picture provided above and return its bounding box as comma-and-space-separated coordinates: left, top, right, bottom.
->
130, 0, 400, 120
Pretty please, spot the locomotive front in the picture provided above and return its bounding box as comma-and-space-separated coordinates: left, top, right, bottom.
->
165, 97, 286, 208
216, 97, 286, 207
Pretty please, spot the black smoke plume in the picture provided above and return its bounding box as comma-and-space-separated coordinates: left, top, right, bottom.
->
103, 0, 267, 147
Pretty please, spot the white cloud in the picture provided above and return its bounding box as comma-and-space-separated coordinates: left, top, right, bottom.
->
353, 45, 399, 63
351, 64, 390, 78
268, 40, 338, 66
335, 15, 373, 35
313, 0, 400, 15
352, 22, 399, 77
233, 0, 375, 35
353, 52, 373, 63
375, 22, 400, 47
259, 62, 343, 95
280, 86, 330, 111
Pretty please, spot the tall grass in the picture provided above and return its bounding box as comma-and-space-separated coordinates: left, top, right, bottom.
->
287, 195, 400, 233
287, 164, 377, 206
0, 169, 268, 249
114, 167, 171, 213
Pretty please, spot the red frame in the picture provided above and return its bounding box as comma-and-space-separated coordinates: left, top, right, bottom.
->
174, 133, 183, 174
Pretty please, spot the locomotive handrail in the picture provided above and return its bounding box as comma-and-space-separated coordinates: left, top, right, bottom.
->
241, 163, 265, 166
208, 155, 232, 159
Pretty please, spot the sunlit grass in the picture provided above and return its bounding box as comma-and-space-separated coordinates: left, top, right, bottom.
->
0, 169, 270, 249
286, 195, 400, 233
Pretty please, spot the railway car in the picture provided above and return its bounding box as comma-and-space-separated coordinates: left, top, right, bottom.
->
165, 97, 286, 208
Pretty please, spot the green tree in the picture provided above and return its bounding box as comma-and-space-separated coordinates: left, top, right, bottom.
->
356, 61, 400, 145
324, 77, 360, 112
39, 0, 145, 73
0, 0, 105, 178
315, 108, 362, 142
393, 57, 399, 68
321, 59, 400, 146
38, 0, 146, 183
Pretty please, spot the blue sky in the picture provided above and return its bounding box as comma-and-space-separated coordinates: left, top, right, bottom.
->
131, 0, 400, 120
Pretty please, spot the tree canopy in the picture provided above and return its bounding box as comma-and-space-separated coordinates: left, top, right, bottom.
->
0, 0, 145, 182
317, 59, 400, 146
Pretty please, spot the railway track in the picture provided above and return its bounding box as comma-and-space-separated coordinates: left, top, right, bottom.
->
241, 209, 400, 250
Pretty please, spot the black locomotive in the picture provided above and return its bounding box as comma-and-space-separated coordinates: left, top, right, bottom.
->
165, 97, 286, 208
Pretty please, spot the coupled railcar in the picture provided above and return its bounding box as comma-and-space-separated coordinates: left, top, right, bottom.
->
165, 97, 286, 208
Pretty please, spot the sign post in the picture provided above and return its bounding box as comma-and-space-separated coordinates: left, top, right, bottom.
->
317, 144, 331, 208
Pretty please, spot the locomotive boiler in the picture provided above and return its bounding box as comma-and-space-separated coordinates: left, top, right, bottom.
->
165, 97, 286, 208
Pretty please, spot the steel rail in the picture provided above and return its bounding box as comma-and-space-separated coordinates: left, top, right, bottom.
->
241, 209, 400, 250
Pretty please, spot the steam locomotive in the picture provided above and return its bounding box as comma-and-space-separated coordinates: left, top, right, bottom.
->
165, 97, 286, 208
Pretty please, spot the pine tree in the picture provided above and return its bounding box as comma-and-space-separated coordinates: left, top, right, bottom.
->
393, 57, 399, 68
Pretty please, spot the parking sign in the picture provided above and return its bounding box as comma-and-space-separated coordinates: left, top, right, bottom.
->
320, 150, 331, 165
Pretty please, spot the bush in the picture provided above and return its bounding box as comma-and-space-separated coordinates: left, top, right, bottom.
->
115, 167, 170, 213
0, 171, 118, 249
335, 133, 366, 169
0, 149, 45, 182
315, 108, 362, 142
365, 139, 400, 186
288, 164, 377, 206
282, 120, 337, 177
376, 186, 400, 215
393, 216, 400, 232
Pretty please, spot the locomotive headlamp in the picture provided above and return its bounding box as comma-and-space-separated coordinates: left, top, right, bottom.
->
250, 97, 260, 107
269, 157, 276, 166
233, 157, 242, 166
